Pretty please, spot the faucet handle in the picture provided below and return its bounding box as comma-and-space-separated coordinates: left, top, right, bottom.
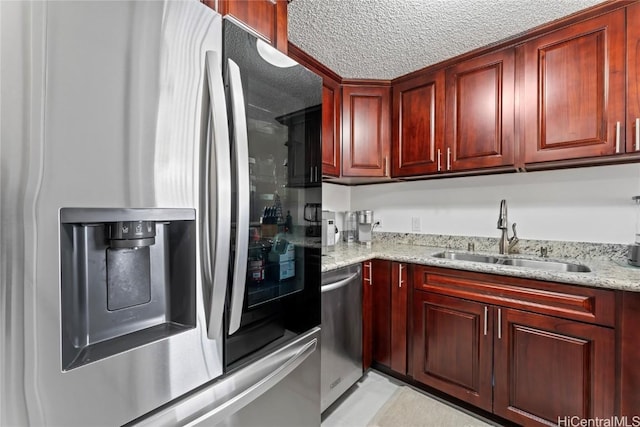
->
511, 223, 518, 240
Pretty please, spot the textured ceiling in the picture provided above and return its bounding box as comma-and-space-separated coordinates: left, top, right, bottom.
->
288, 0, 605, 80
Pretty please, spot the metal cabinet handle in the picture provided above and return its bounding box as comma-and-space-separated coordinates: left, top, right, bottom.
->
384, 157, 389, 177
615, 121, 621, 154
398, 264, 404, 288
483, 306, 488, 336
364, 262, 372, 286
437, 149, 441, 172
636, 118, 640, 151
447, 147, 451, 170
497, 308, 502, 339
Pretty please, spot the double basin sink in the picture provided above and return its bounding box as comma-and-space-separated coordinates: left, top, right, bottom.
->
432, 251, 591, 273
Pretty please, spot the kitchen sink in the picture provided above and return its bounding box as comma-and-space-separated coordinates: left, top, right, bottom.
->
432, 251, 501, 263
431, 251, 591, 273
496, 258, 591, 272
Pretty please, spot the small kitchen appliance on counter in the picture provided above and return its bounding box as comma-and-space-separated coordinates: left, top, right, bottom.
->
357, 210, 374, 246
343, 211, 358, 243
322, 210, 337, 251
629, 196, 640, 266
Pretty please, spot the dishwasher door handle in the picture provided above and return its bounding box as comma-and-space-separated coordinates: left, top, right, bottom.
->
321, 272, 360, 293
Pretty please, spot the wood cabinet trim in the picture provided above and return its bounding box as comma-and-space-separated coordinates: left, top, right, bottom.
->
413, 266, 615, 327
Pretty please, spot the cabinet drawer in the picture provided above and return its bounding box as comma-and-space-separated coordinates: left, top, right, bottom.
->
413, 266, 615, 327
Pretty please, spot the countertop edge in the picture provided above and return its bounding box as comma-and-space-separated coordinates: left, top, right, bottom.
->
321, 244, 640, 293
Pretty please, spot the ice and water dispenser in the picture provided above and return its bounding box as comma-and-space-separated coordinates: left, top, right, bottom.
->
60, 208, 196, 371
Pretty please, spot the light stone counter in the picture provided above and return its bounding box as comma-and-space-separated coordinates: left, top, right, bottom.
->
322, 234, 640, 293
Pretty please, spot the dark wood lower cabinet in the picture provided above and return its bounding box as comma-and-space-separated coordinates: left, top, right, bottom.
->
362, 260, 409, 375
493, 308, 615, 426
411, 265, 618, 426
412, 291, 493, 412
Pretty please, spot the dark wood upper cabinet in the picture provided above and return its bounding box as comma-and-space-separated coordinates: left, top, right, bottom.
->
342, 85, 391, 177
215, 0, 288, 53
520, 9, 626, 164
493, 308, 615, 426
392, 70, 445, 177
445, 48, 515, 171
628, 2, 640, 154
322, 79, 341, 177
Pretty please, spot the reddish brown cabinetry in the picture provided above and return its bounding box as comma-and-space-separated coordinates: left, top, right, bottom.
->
627, 3, 640, 154
445, 48, 515, 171
392, 71, 445, 176
412, 291, 493, 411
342, 85, 391, 177
322, 78, 341, 177
215, 0, 288, 53
493, 308, 615, 425
412, 266, 616, 426
362, 260, 408, 375
520, 10, 626, 165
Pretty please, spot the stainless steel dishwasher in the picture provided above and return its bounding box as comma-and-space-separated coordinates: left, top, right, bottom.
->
321, 264, 363, 412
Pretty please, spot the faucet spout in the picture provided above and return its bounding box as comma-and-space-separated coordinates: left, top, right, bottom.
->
497, 200, 518, 254
497, 199, 508, 229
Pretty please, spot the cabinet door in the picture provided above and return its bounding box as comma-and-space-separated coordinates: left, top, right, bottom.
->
362, 261, 373, 370
390, 263, 408, 374
412, 292, 493, 412
628, 3, 640, 154
281, 106, 321, 187
342, 85, 391, 177
445, 48, 515, 171
322, 79, 341, 177
521, 10, 625, 164
392, 71, 445, 177
494, 308, 615, 425
217, 0, 288, 53
371, 259, 392, 367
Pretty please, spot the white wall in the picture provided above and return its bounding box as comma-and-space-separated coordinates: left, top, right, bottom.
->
322, 183, 351, 231
335, 164, 640, 244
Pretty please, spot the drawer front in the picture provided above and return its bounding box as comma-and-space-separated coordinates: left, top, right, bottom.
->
413, 266, 615, 327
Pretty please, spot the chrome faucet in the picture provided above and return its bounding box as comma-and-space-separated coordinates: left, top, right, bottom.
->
497, 199, 518, 254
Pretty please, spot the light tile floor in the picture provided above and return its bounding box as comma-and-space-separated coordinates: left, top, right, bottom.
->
321, 370, 499, 427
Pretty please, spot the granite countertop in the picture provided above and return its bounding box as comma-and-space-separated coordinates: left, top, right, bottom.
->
321, 239, 640, 293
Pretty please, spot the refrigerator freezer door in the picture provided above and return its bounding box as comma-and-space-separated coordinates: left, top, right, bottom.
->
131, 327, 321, 427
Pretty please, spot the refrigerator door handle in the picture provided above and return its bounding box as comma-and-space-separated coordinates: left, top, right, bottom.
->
203, 50, 232, 339
227, 58, 250, 335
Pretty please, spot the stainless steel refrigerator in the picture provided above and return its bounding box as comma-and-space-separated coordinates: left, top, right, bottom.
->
0, 1, 322, 425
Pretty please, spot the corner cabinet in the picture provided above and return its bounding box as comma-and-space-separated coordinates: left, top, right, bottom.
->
412, 266, 616, 426
520, 9, 626, 165
214, 0, 288, 53
362, 260, 408, 375
342, 85, 391, 177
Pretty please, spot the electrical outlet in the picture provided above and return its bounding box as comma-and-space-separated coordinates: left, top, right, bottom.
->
411, 216, 421, 232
